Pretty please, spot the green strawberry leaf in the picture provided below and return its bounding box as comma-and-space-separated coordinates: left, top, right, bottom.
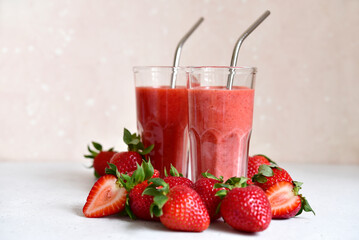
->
119, 173, 132, 192
142, 160, 155, 180
169, 164, 183, 177
225, 177, 248, 188
252, 164, 274, 183
116, 175, 126, 189
121, 173, 132, 183
215, 189, 228, 199
123, 128, 133, 145
202, 172, 223, 182
293, 181, 303, 195
128, 138, 140, 145
214, 183, 232, 190
105, 163, 117, 176
132, 162, 145, 184
87, 145, 97, 156
125, 195, 136, 220
144, 178, 170, 218
153, 195, 168, 209
137, 142, 145, 151
92, 141, 102, 151
258, 164, 274, 177
297, 195, 315, 216
292, 181, 315, 217
252, 174, 268, 183
85, 141, 115, 164
122, 128, 154, 156
302, 197, 315, 214
150, 204, 163, 218
142, 187, 159, 197
141, 144, 154, 155
148, 178, 169, 189
215, 201, 222, 215
117, 160, 156, 192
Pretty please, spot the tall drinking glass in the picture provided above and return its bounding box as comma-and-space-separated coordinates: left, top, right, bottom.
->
188, 66, 256, 181
134, 67, 189, 177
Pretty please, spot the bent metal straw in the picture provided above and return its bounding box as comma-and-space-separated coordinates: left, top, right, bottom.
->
227, 11, 270, 90
171, 17, 204, 89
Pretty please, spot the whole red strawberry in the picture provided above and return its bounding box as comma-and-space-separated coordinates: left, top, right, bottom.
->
84, 142, 117, 177
252, 165, 293, 191
247, 155, 275, 184
163, 165, 194, 189
143, 178, 210, 232
110, 151, 142, 174
129, 182, 159, 221
83, 174, 127, 218
109, 128, 154, 174
193, 172, 225, 220
114, 160, 160, 220
216, 177, 271, 233
266, 181, 315, 219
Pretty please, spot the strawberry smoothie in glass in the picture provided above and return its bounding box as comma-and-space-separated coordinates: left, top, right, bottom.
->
188, 66, 256, 181
134, 67, 189, 177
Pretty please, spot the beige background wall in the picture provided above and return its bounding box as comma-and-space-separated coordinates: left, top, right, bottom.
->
0, 0, 358, 164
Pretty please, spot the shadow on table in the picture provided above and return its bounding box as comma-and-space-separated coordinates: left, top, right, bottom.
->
73, 210, 261, 236
209, 220, 259, 236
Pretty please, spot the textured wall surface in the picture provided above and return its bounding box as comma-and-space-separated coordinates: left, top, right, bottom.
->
0, 0, 358, 163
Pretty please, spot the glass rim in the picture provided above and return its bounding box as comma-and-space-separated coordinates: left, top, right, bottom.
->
133, 66, 256, 73
133, 66, 187, 73
189, 66, 257, 73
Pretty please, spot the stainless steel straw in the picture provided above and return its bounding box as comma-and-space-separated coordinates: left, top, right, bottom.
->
171, 17, 204, 89
227, 10, 270, 90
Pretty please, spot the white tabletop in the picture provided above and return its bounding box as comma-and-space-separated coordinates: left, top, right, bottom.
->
0, 161, 358, 240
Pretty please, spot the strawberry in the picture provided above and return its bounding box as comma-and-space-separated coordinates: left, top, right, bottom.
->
163, 165, 194, 189
252, 165, 293, 191
215, 177, 271, 233
128, 182, 159, 221
193, 172, 225, 221
109, 160, 160, 220
109, 128, 154, 174
143, 178, 210, 232
110, 152, 143, 174
266, 181, 315, 219
83, 174, 127, 218
84, 141, 116, 177
247, 154, 276, 184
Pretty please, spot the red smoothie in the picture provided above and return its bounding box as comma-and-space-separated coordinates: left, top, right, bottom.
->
136, 86, 189, 177
188, 86, 254, 181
